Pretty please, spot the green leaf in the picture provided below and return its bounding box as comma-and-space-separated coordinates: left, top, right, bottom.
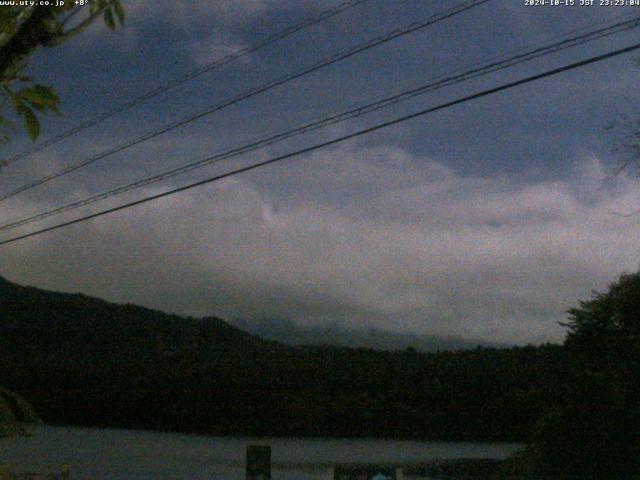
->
31, 85, 59, 104
25, 101, 46, 112
113, 1, 125, 25
104, 8, 115, 30
89, 0, 101, 15
21, 106, 40, 140
9, 92, 24, 112
17, 86, 59, 117
19, 89, 40, 104
19, 85, 59, 108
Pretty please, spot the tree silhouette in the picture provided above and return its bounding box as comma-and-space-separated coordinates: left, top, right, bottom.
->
498, 271, 640, 479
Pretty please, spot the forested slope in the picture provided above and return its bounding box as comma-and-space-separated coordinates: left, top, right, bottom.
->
0, 275, 568, 440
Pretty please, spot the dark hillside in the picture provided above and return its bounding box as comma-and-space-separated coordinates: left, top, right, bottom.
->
0, 275, 271, 357
0, 275, 569, 440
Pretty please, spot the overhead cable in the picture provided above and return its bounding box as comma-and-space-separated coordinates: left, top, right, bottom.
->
2, 40, 639, 246
2, 14, 638, 233
0, 0, 490, 202
1, 0, 371, 167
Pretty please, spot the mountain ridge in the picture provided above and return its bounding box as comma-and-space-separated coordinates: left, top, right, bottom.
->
231, 317, 506, 352
0, 273, 567, 440
0, 274, 497, 352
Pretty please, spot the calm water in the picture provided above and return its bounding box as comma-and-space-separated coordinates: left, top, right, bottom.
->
0, 426, 521, 479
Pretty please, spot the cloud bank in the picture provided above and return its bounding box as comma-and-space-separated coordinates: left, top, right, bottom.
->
2, 144, 639, 344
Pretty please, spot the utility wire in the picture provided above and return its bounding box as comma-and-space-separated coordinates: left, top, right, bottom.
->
1, 41, 639, 247
2, 14, 638, 233
0, 0, 490, 202
1, 0, 371, 167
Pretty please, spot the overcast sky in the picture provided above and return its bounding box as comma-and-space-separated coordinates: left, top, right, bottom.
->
2, 0, 640, 344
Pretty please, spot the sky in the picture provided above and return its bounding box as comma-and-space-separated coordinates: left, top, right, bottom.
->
2, 0, 640, 344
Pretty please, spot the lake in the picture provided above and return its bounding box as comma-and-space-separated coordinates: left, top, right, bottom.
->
0, 426, 521, 479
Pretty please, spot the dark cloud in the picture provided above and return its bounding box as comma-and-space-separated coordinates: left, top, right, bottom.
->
3, 145, 639, 344
2, 0, 640, 345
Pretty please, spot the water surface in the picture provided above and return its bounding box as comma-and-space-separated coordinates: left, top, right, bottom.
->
0, 426, 521, 479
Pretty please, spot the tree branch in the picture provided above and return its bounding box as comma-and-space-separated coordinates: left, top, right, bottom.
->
0, 6, 57, 84
60, 0, 116, 41
0, 6, 37, 50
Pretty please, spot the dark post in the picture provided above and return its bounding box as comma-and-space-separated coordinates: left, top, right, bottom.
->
246, 445, 271, 480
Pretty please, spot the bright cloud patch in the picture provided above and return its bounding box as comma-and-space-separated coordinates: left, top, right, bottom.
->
189, 32, 251, 67
3, 145, 639, 344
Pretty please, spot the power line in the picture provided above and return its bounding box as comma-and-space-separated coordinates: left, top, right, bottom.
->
1, 0, 371, 167
1, 41, 638, 247
0, 0, 490, 202
2, 14, 638, 233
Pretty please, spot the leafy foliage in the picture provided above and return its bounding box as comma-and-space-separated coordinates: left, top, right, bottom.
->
0, 0, 124, 144
565, 271, 640, 347
497, 271, 640, 479
3, 83, 60, 142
